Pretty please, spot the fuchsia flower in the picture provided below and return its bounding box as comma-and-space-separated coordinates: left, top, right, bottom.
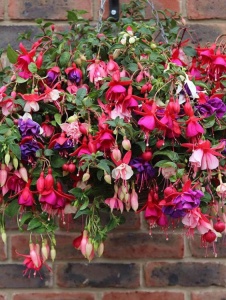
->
111, 151, 134, 181
87, 59, 107, 88
105, 193, 124, 213
182, 140, 224, 171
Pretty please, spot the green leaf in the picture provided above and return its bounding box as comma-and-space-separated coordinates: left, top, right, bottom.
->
153, 150, 179, 161
80, 196, 89, 210
7, 45, 18, 64
27, 218, 42, 231
16, 76, 28, 84
28, 62, 37, 74
5, 200, 20, 217
201, 192, 212, 203
44, 149, 53, 157
20, 212, 33, 226
76, 88, 87, 104
54, 113, 61, 125
97, 160, 111, 174
74, 208, 91, 219
203, 113, 215, 128
68, 187, 83, 198
9, 144, 21, 160
183, 46, 197, 57
59, 51, 71, 67
5, 118, 14, 127
154, 160, 177, 168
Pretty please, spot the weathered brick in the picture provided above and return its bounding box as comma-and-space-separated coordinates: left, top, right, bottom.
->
0, 238, 7, 261
0, 25, 39, 50
5, 216, 18, 230
103, 232, 184, 259
56, 262, 140, 288
0, 296, 6, 300
191, 291, 226, 300
187, 23, 226, 45
11, 235, 30, 261
189, 234, 226, 258
102, 291, 185, 300
0, 0, 4, 20
13, 292, 94, 300
0, 264, 51, 288
8, 0, 93, 20
144, 262, 226, 287
187, 0, 226, 19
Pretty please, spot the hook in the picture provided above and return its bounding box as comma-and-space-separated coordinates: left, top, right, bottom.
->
109, 0, 119, 21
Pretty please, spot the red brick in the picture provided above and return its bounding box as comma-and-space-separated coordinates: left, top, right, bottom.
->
187, 0, 226, 19
144, 262, 226, 287
102, 292, 185, 300
8, 0, 93, 20
11, 234, 30, 261
13, 292, 94, 300
188, 23, 226, 45
0, 0, 4, 20
191, 291, 226, 300
0, 238, 7, 261
0, 296, 6, 300
103, 232, 184, 259
56, 262, 140, 288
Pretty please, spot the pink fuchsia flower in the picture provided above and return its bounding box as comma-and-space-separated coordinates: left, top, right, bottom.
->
111, 151, 134, 181
17, 180, 35, 207
182, 140, 224, 171
186, 116, 204, 138
60, 121, 82, 142
15, 43, 37, 79
182, 207, 220, 238
105, 193, 124, 213
16, 242, 51, 277
87, 59, 107, 88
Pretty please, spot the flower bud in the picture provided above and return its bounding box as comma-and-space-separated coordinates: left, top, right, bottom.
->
121, 38, 127, 45
67, 115, 78, 123
104, 173, 111, 184
130, 189, 138, 211
111, 147, 121, 162
97, 242, 104, 257
19, 165, 28, 182
41, 239, 50, 262
13, 157, 19, 170
4, 153, 10, 166
1, 230, 6, 244
82, 172, 90, 182
122, 137, 131, 151
0, 166, 7, 187
129, 37, 136, 44
50, 246, 56, 262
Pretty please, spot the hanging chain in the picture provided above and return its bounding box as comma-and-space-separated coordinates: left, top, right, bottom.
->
97, 0, 107, 33
97, 0, 168, 43
146, 0, 168, 43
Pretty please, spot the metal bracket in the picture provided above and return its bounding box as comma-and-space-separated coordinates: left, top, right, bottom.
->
109, 0, 119, 21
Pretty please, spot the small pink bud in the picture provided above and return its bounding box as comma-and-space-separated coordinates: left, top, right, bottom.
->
0, 166, 7, 187
112, 146, 121, 162
130, 189, 138, 211
19, 165, 28, 182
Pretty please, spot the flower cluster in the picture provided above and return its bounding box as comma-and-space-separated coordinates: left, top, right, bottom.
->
0, 0, 225, 276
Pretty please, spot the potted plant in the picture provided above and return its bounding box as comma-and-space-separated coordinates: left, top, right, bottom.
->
0, 0, 225, 276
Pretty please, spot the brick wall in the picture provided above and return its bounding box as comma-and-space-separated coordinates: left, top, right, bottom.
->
0, 0, 226, 300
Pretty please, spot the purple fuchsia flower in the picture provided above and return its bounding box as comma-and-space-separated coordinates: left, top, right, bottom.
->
130, 157, 156, 191
162, 188, 204, 218
20, 140, 40, 161
65, 65, 82, 84
18, 113, 41, 137
46, 67, 60, 86
195, 97, 226, 118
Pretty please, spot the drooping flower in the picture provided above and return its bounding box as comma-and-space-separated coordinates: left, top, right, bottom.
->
112, 151, 134, 181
